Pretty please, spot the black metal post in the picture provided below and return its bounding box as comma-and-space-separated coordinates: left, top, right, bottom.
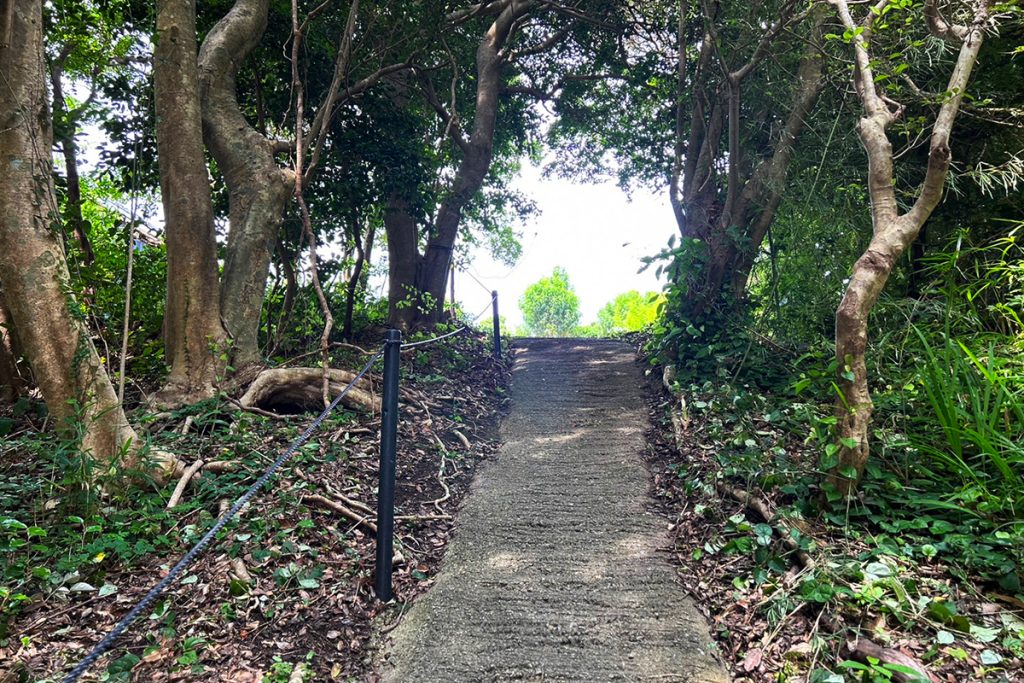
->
491, 290, 501, 359
375, 329, 401, 601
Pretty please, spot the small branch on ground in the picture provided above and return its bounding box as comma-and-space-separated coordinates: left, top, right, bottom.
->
304, 494, 378, 534
167, 459, 204, 509
846, 638, 936, 683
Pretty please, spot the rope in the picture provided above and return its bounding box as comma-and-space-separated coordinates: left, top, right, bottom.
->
463, 268, 493, 296
400, 292, 497, 351
401, 326, 468, 350
60, 349, 383, 683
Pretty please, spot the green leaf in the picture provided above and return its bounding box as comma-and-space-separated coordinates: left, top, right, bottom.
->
936, 630, 955, 645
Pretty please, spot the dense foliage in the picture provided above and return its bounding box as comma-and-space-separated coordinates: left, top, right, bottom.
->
518, 267, 581, 337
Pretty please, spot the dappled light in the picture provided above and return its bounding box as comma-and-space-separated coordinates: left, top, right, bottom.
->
0, 0, 1021, 681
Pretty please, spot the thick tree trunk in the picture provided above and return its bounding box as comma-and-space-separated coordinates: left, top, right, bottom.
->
384, 195, 420, 330
828, 0, 988, 493
0, 291, 24, 405
198, 0, 294, 370
0, 1, 179, 478
154, 0, 228, 406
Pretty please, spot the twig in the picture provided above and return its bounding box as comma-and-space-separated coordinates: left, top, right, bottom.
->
225, 395, 291, 421
717, 482, 814, 569
451, 428, 471, 450
429, 434, 452, 513
116, 227, 137, 406
304, 494, 378, 533
167, 459, 204, 509
290, 0, 334, 408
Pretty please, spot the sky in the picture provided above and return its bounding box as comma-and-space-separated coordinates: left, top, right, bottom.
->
449, 162, 677, 330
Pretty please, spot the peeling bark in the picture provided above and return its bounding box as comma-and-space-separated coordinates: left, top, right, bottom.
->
828, 0, 990, 493
198, 0, 294, 370
0, 0, 179, 479
154, 0, 228, 406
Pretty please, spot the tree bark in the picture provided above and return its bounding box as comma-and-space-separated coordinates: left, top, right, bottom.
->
153, 0, 228, 406
384, 194, 420, 330
0, 291, 24, 405
0, 0, 179, 478
829, 0, 989, 493
239, 367, 379, 414
670, 0, 815, 320
343, 213, 375, 340
412, 0, 537, 327
49, 58, 95, 265
198, 0, 294, 370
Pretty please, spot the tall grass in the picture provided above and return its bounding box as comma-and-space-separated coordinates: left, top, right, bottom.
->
909, 327, 1024, 517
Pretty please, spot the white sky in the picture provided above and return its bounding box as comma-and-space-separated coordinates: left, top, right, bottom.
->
452, 162, 676, 329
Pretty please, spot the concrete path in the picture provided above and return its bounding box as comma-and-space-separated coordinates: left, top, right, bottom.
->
380, 339, 729, 682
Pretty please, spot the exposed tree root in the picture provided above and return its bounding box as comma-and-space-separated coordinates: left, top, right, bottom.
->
239, 367, 379, 414
304, 493, 378, 534
451, 428, 471, 450
167, 459, 204, 509
203, 461, 237, 474
717, 482, 814, 570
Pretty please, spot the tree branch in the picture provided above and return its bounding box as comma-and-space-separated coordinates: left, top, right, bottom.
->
924, 0, 969, 42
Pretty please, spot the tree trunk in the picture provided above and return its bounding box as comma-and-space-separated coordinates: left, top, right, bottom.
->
0, 291, 24, 405
0, 0, 179, 478
412, 0, 535, 327
384, 195, 420, 330
828, 0, 988, 493
728, 10, 826, 300
198, 0, 294, 370
343, 215, 375, 340
49, 62, 95, 265
153, 0, 227, 406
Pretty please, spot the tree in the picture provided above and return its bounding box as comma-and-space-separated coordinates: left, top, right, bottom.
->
0, 0, 179, 477
384, 0, 624, 330
153, 0, 227, 405
547, 0, 825, 330
197, 0, 296, 371
597, 291, 663, 335
520, 267, 581, 337
828, 0, 992, 493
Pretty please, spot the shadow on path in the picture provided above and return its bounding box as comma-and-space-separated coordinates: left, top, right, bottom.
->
379, 339, 729, 682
